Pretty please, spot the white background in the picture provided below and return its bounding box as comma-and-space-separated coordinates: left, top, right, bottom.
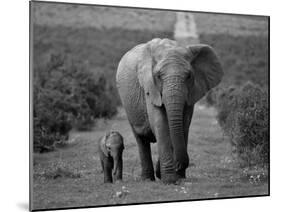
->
0, 0, 278, 211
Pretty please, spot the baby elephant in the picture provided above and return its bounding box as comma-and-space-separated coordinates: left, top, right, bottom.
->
98, 131, 124, 183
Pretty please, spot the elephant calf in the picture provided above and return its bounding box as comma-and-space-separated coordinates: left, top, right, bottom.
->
98, 131, 124, 183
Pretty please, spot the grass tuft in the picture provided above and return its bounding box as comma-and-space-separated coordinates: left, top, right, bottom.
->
34, 160, 82, 180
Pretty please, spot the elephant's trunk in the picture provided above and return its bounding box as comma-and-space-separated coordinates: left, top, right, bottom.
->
163, 76, 189, 174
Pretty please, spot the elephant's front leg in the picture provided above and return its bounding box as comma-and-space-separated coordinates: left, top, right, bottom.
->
100, 155, 104, 173
153, 109, 178, 184
133, 131, 155, 181
179, 105, 194, 178
103, 157, 113, 183
113, 158, 123, 181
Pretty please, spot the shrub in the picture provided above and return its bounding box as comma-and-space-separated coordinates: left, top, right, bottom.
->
33, 53, 117, 152
33, 25, 174, 106
216, 82, 268, 166
33, 25, 173, 152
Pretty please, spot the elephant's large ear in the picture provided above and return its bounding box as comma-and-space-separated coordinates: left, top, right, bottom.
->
137, 45, 162, 107
100, 133, 110, 156
185, 44, 223, 104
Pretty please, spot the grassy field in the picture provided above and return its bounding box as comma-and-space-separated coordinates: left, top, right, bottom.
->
32, 106, 268, 210
33, 2, 176, 31
32, 3, 269, 210
193, 13, 268, 36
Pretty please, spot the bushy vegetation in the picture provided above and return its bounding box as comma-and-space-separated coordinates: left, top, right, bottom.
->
33, 53, 117, 152
33, 25, 173, 152
200, 33, 269, 167
33, 25, 173, 105
215, 82, 268, 166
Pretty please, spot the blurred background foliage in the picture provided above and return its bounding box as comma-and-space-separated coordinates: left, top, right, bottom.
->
33, 22, 172, 152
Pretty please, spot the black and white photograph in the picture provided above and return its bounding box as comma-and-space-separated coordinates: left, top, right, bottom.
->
30, 1, 269, 211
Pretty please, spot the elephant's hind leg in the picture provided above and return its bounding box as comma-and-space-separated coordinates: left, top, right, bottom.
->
133, 131, 155, 181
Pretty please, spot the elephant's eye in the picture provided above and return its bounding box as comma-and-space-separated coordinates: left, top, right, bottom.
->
146, 92, 149, 96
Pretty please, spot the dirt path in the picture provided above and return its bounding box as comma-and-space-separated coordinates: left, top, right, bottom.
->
174, 12, 199, 45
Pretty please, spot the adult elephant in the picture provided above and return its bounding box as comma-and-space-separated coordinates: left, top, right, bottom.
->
116, 38, 223, 184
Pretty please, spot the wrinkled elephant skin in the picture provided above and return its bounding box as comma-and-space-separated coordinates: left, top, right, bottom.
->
116, 38, 223, 184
